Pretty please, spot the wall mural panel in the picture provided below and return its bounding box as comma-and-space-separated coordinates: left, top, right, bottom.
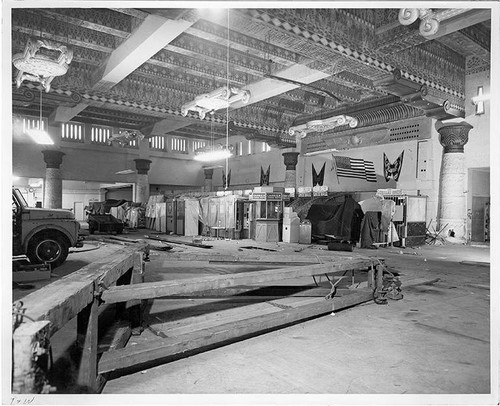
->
383, 150, 405, 181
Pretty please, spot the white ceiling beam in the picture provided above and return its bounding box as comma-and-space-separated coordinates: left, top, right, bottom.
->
232, 64, 331, 108
93, 15, 194, 91
50, 14, 197, 124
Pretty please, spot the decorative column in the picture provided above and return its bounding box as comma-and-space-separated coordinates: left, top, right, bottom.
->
203, 168, 214, 192
437, 122, 473, 240
133, 159, 152, 204
42, 150, 65, 209
282, 152, 300, 189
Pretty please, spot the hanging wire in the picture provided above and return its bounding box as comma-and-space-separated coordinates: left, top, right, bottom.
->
225, 7, 230, 191
39, 87, 43, 130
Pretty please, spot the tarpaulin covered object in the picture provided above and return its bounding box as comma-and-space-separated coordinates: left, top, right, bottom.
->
305, 196, 364, 241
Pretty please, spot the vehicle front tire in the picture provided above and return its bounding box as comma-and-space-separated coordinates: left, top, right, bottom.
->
27, 233, 69, 269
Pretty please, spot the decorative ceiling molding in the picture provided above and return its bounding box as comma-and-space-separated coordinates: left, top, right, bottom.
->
373, 69, 464, 119
11, 8, 490, 144
398, 8, 472, 37
466, 56, 490, 75
228, 121, 295, 149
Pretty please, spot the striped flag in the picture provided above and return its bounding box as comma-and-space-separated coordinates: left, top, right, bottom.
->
332, 155, 377, 182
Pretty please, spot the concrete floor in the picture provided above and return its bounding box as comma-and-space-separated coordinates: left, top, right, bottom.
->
12, 230, 494, 403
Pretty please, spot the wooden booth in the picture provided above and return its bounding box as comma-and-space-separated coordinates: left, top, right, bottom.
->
249, 188, 289, 243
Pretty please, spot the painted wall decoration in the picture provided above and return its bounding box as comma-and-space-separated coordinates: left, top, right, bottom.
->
383, 151, 404, 182
331, 155, 376, 182
260, 165, 270, 186
222, 169, 231, 189
312, 163, 326, 186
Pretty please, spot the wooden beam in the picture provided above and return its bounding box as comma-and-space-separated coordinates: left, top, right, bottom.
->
12, 321, 51, 394
17, 243, 148, 336
98, 289, 373, 375
101, 259, 374, 304
76, 295, 99, 391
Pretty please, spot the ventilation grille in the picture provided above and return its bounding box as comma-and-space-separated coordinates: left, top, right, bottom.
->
149, 135, 167, 151
61, 122, 84, 142
389, 123, 420, 142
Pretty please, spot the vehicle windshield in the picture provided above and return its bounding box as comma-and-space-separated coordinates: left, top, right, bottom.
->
13, 188, 29, 208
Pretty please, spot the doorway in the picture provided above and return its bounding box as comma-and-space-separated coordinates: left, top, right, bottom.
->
471, 196, 490, 242
468, 168, 490, 243
74, 202, 85, 221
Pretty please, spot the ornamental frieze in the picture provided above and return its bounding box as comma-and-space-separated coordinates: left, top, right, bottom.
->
244, 8, 466, 99
466, 56, 490, 75
374, 9, 399, 29
258, 9, 378, 56
192, 19, 299, 64
149, 51, 255, 85
51, 8, 133, 34
375, 25, 427, 54
13, 10, 117, 51
171, 33, 271, 76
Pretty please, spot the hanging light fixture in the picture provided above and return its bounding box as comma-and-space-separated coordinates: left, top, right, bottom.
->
13, 14, 73, 92
193, 8, 234, 166
27, 88, 54, 145
289, 114, 358, 139
193, 118, 233, 162
194, 144, 233, 162
13, 38, 73, 93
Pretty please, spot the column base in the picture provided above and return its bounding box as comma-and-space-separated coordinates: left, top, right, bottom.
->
437, 218, 466, 241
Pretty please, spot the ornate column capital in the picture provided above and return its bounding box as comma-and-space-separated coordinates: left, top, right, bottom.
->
203, 168, 214, 179
41, 150, 65, 169
282, 152, 300, 170
437, 122, 473, 153
133, 158, 152, 175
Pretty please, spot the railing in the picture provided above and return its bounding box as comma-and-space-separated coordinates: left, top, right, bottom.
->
12, 242, 149, 394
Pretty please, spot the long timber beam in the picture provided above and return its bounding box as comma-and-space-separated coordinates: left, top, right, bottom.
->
101, 258, 376, 304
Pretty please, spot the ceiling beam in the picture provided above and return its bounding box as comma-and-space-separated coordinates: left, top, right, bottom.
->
425, 9, 491, 40
50, 14, 198, 124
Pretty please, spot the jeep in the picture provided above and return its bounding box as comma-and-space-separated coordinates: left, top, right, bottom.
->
12, 188, 83, 268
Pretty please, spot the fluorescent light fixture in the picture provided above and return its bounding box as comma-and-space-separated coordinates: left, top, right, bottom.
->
115, 169, 135, 175
194, 148, 232, 162
27, 129, 54, 145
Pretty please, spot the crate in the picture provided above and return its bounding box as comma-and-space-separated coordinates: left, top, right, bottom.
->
88, 214, 124, 234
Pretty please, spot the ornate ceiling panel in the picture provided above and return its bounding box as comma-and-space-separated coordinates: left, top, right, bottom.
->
10, 7, 491, 147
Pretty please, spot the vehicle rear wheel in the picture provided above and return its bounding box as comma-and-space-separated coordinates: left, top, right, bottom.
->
27, 233, 69, 269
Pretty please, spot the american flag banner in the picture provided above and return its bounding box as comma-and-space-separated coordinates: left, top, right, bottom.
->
332, 155, 377, 182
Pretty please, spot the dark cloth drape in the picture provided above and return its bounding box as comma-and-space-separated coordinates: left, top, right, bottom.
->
359, 211, 384, 248
306, 196, 364, 241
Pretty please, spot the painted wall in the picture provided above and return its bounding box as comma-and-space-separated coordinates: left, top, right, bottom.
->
463, 70, 490, 170
12, 68, 490, 234
210, 135, 288, 190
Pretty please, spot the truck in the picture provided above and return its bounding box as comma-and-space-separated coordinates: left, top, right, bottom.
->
12, 187, 84, 268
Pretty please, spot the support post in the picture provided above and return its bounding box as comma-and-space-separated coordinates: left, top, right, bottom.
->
128, 252, 146, 334
76, 285, 99, 392
41, 150, 65, 209
12, 321, 51, 394
436, 121, 473, 240
133, 159, 152, 204
282, 151, 300, 190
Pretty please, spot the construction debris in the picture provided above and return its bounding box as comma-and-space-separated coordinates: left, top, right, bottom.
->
145, 234, 213, 249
